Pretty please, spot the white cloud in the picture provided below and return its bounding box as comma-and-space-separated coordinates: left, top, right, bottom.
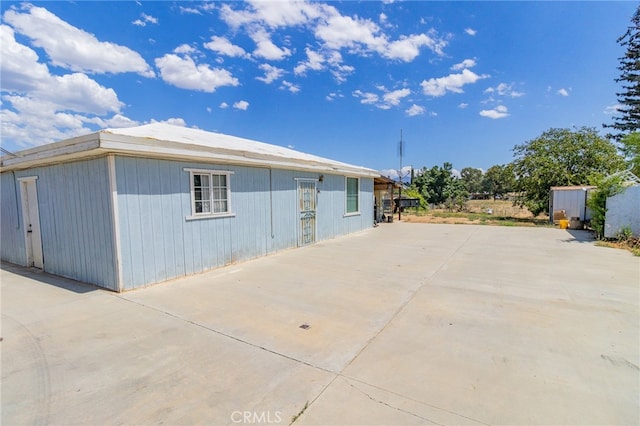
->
219, 0, 324, 29
150, 117, 187, 127
0, 24, 133, 147
155, 53, 239, 92
421, 69, 489, 97
353, 89, 379, 105
405, 104, 425, 116
383, 88, 411, 106
0, 25, 49, 92
458, 103, 469, 109
256, 63, 286, 83
101, 114, 140, 128
250, 28, 291, 60
180, 2, 215, 15
179, 7, 202, 15
173, 44, 198, 55
4, 4, 154, 77
384, 33, 446, 61
233, 100, 249, 110
216, 1, 448, 85
326, 92, 344, 101
133, 13, 158, 27
353, 86, 410, 110
219, 102, 229, 109
451, 58, 476, 71
604, 104, 622, 115
484, 82, 525, 98
281, 80, 300, 93
294, 47, 325, 75
557, 88, 569, 97
204, 36, 248, 58
465, 28, 477, 36
479, 105, 509, 119
315, 13, 446, 61
49, 73, 123, 114
315, 14, 382, 51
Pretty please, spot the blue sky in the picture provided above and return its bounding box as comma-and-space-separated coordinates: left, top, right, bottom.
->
0, 1, 634, 177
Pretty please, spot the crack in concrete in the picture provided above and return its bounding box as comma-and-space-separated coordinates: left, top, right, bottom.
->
342, 375, 491, 426
341, 377, 443, 425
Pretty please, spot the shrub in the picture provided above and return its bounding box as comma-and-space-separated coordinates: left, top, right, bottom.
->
586, 176, 624, 239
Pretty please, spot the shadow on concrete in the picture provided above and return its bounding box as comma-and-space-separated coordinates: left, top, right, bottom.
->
561, 229, 596, 244
1, 261, 101, 294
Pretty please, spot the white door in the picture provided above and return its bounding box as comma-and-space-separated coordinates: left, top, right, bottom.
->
297, 180, 317, 246
19, 177, 43, 268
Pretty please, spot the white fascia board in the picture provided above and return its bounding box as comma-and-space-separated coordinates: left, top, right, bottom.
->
0, 133, 102, 172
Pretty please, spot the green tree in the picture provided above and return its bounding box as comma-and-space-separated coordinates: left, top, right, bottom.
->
512, 127, 624, 216
604, 6, 640, 140
586, 176, 625, 239
460, 167, 483, 195
620, 132, 640, 176
412, 162, 468, 208
481, 164, 515, 200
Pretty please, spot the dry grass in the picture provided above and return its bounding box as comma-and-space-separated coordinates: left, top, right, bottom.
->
401, 200, 550, 227
595, 238, 640, 257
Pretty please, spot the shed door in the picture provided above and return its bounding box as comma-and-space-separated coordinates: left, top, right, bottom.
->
19, 177, 44, 268
297, 180, 316, 246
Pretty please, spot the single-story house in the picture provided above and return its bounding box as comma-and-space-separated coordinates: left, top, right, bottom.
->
549, 186, 596, 223
1, 123, 379, 291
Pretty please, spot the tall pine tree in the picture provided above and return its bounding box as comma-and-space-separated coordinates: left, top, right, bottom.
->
605, 6, 640, 141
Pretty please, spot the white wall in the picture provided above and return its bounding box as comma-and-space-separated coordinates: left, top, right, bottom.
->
604, 185, 640, 238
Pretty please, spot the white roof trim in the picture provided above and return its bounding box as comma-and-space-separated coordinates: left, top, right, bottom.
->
0, 123, 380, 178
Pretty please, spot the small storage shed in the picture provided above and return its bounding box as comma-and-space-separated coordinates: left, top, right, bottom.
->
1, 123, 379, 291
549, 186, 596, 223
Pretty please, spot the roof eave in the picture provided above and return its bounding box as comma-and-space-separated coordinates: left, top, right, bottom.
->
0, 133, 102, 172
2, 131, 380, 178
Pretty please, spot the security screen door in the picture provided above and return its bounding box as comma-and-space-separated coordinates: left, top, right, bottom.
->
297, 180, 316, 246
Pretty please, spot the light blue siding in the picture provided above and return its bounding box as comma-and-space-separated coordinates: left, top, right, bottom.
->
114, 157, 374, 289
0, 159, 118, 289
1, 172, 26, 265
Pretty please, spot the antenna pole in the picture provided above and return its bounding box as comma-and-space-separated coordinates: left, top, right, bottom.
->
398, 129, 402, 221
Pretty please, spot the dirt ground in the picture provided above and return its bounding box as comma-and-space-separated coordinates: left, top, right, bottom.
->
401, 200, 549, 225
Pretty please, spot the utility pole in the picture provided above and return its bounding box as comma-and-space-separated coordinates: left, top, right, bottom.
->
398, 129, 403, 221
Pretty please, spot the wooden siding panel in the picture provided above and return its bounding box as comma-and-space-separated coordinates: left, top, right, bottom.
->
270, 169, 298, 250
114, 157, 374, 289
119, 157, 146, 288
0, 172, 27, 265
1, 159, 117, 289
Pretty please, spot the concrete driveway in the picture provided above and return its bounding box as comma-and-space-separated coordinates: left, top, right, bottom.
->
2, 223, 639, 425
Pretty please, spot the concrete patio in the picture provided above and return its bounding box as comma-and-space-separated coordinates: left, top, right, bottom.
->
2, 223, 638, 425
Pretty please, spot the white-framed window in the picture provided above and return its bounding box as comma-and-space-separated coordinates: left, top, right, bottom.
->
345, 176, 360, 215
184, 168, 235, 219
